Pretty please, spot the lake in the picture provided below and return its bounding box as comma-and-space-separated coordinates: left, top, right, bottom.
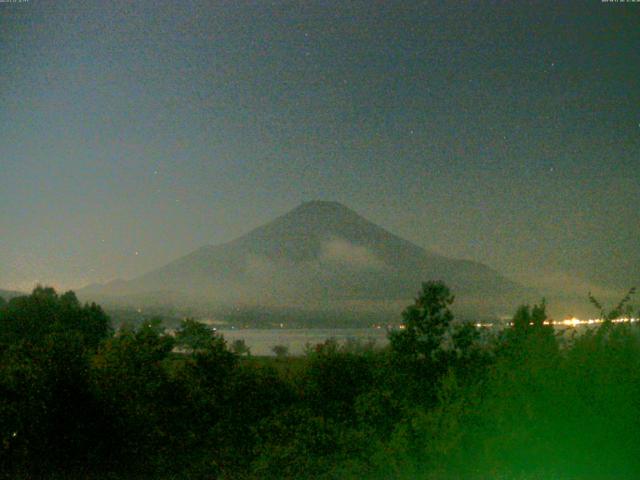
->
216, 327, 390, 356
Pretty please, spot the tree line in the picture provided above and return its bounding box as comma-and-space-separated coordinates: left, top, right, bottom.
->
1, 283, 639, 479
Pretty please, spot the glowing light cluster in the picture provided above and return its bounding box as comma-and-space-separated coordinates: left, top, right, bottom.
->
501, 317, 640, 328
552, 316, 640, 327
474, 322, 495, 328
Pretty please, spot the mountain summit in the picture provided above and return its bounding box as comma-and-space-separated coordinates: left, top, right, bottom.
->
81, 202, 526, 318
226, 201, 432, 264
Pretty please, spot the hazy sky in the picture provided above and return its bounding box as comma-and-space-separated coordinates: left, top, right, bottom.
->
1, 1, 638, 296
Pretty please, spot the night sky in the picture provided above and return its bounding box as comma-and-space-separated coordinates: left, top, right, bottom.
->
1, 1, 638, 300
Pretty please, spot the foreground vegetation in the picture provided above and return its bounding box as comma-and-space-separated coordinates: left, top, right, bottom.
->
1, 283, 639, 479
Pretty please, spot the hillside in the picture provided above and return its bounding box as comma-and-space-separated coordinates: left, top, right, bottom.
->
80, 201, 530, 319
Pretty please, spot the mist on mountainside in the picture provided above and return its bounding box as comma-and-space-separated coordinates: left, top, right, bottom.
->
79, 201, 535, 322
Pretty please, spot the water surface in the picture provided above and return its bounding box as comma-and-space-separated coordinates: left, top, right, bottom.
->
217, 328, 389, 356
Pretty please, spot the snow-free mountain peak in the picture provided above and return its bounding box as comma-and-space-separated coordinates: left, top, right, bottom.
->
79, 202, 528, 319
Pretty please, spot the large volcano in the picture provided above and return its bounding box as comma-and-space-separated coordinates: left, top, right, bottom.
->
80, 201, 529, 318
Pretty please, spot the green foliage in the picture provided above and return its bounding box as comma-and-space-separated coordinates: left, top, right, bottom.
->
303, 339, 376, 422
361, 372, 474, 479
3, 282, 640, 479
0, 286, 111, 349
0, 331, 108, 476
589, 286, 636, 322
389, 281, 454, 360
174, 317, 217, 351
272, 344, 289, 358
499, 300, 557, 363
250, 407, 370, 480
90, 319, 178, 472
231, 338, 251, 356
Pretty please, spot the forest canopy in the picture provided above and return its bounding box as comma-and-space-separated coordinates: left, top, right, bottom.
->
0, 283, 639, 479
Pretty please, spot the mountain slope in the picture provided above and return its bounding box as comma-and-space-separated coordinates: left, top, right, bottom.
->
80, 201, 528, 317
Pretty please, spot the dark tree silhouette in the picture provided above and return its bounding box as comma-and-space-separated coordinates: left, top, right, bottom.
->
174, 318, 218, 352
0, 286, 111, 349
589, 287, 636, 323
231, 338, 251, 356
272, 344, 289, 358
389, 280, 454, 360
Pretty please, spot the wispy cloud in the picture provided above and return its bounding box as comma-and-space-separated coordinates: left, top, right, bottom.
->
320, 238, 385, 270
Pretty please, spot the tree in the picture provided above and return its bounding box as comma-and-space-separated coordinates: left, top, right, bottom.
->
0, 319, 109, 475
589, 287, 636, 323
389, 281, 454, 360
500, 300, 557, 364
303, 342, 375, 422
512, 300, 547, 334
231, 338, 251, 356
90, 319, 178, 474
272, 344, 289, 359
174, 318, 217, 352
0, 286, 111, 349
